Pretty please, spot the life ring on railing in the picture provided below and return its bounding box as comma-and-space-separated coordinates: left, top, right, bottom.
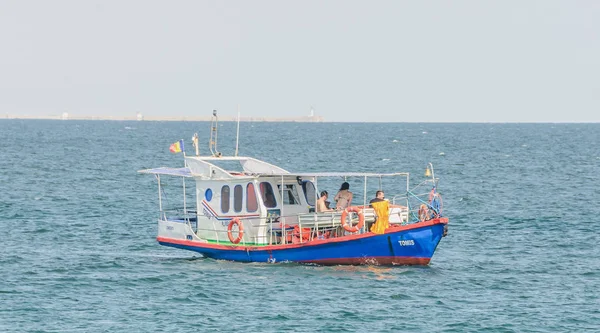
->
340, 206, 365, 233
418, 204, 430, 222
227, 217, 244, 244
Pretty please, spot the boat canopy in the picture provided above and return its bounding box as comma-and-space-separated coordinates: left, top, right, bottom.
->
138, 167, 192, 178
138, 156, 409, 179
263, 172, 409, 178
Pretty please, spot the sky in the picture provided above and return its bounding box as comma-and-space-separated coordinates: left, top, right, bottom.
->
1, 0, 598, 122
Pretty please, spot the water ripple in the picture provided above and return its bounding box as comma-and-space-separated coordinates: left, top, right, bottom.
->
1, 121, 599, 332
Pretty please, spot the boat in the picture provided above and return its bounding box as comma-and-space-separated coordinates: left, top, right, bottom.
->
138, 112, 448, 265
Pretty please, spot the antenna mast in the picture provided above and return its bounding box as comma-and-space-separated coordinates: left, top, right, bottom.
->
235, 105, 240, 157
209, 110, 221, 157
192, 133, 199, 156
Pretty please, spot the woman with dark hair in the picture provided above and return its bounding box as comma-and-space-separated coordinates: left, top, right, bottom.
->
334, 182, 353, 210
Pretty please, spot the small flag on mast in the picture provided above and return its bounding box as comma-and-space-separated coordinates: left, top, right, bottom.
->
169, 139, 184, 153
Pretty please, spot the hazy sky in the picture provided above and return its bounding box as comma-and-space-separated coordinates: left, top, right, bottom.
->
1, 1, 598, 122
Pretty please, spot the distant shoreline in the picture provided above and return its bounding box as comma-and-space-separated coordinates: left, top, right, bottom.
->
2, 115, 599, 123
2, 115, 325, 122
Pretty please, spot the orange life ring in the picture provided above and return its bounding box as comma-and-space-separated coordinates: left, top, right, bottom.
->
418, 204, 429, 222
340, 206, 365, 233
227, 217, 244, 244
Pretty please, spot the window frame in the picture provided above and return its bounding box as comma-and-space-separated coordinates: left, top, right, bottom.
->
259, 182, 277, 208
221, 185, 230, 213
233, 184, 243, 213
278, 184, 302, 205
302, 181, 316, 207
246, 183, 258, 213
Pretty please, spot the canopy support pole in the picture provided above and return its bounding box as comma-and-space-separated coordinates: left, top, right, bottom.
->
281, 175, 285, 244
183, 177, 187, 216
235, 106, 240, 156
314, 177, 319, 212
363, 176, 367, 233
157, 175, 163, 219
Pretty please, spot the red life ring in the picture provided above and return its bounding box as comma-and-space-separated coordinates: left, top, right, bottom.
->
340, 206, 365, 233
418, 204, 429, 222
227, 217, 244, 244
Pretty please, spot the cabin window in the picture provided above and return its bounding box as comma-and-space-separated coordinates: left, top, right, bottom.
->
278, 184, 301, 205
234, 185, 243, 212
302, 181, 316, 206
260, 182, 277, 208
221, 185, 230, 213
246, 183, 258, 212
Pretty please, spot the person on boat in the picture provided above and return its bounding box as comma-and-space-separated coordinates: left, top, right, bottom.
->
369, 190, 391, 233
334, 182, 353, 211
317, 191, 334, 212
369, 190, 385, 207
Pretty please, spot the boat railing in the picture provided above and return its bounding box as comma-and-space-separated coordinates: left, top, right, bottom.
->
353, 206, 410, 225
265, 207, 409, 244
267, 212, 343, 245
189, 204, 417, 247
191, 213, 347, 246
392, 189, 443, 223
160, 208, 198, 232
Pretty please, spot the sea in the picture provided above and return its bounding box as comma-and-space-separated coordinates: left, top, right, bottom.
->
1, 120, 599, 332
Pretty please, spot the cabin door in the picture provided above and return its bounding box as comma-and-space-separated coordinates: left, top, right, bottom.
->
277, 184, 305, 225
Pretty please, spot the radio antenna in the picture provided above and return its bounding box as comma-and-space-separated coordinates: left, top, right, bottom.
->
235, 105, 240, 156
192, 133, 199, 156
209, 110, 221, 157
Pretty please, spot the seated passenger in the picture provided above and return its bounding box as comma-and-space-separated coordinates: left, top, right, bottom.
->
334, 182, 353, 211
317, 191, 334, 212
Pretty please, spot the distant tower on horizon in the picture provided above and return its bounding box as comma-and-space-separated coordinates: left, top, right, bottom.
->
61, 112, 69, 120
306, 106, 324, 122
136, 112, 144, 121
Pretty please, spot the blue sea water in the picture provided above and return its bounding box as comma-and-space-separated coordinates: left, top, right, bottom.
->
1, 120, 599, 332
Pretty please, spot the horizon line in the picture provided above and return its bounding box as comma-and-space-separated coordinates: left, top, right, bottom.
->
1, 115, 598, 124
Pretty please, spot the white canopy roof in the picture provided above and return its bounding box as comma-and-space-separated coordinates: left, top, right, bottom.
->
138, 156, 409, 179
138, 167, 192, 177
258, 172, 408, 178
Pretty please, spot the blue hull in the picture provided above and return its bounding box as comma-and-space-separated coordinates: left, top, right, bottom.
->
159, 219, 448, 265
